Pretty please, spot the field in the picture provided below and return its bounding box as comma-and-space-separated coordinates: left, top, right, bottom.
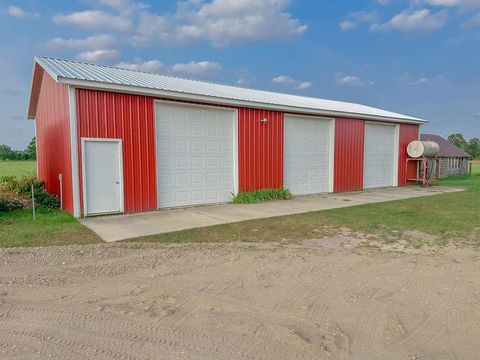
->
0, 160, 36, 177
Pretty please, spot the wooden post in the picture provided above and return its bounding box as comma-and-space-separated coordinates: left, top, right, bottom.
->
31, 183, 36, 221
59, 174, 63, 210
469, 162, 472, 177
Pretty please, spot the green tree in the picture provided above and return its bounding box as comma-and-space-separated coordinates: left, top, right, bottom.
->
25, 137, 36, 160
466, 138, 480, 159
0, 144, 13, 160
448, 133, 467, 150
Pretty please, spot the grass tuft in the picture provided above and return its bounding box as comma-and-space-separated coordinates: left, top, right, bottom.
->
233, 188, 293, 204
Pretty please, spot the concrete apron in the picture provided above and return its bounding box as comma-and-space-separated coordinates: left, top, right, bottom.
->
80, 186, 464, 242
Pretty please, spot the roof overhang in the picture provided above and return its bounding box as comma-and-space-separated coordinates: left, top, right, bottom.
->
27, 62, 45, 119
28, 57, 428, 125
28, 57, 66, 119
56, 76, 428, 125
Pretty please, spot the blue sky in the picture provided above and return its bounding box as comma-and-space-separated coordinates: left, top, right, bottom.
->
1, 0, 479, 149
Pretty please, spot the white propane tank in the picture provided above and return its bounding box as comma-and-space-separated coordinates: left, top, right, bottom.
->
407, 140, 439, 158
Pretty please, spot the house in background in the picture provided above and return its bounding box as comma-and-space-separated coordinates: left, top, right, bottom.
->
420, 134, 470, 178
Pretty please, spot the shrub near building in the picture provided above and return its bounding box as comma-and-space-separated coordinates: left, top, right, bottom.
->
0, 174, 59, 212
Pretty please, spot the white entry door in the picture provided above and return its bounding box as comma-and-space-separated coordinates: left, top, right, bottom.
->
363, 123, 398, 189
155, 102, 236, 208
284, 115, 333, 195
82, 139, 124, 216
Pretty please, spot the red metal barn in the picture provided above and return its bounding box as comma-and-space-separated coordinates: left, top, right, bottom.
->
27, 57, 424, 218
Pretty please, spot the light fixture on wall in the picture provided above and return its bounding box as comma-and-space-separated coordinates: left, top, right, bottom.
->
260, 118, 268, 123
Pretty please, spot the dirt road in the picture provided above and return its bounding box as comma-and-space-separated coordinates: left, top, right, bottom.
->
0, 240, 479, 359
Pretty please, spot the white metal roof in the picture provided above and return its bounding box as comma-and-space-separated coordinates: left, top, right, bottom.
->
29, 56, 427, 124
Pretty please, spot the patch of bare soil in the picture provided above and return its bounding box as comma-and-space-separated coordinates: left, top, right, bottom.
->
0, 240, 479, 360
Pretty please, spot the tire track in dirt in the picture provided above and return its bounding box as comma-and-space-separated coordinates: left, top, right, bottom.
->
0, 242, 478, 359
377, 260, 466, 358
346, 257, 420, 359
2, 295, 302, 359
444, 265, 479, 360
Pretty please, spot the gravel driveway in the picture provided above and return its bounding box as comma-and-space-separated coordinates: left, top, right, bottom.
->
0, 240, 479, 359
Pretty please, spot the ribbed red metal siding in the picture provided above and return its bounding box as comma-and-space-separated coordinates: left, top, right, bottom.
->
35, 72, 74, 214
76, 89, 157, 214
398, 124, 420, 185
334, 118, 365, 192
238, 108, 284, 191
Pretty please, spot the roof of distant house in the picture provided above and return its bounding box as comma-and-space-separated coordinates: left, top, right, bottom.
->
420, 133, 471, 158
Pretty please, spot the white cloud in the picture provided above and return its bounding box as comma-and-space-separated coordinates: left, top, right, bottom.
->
235, 76, 256, 86
53, 10, 132, 32
52, 0, 306, 48
236, 78, 249, 85
8, 5, 40, 19
416, 0, 480, 9
172, 61, 223, 77
463, 12, 480, 27
339, 21, 357, 31
133, 12, 173, 46
272, 75, 295, 84
370, 9, 448, 32
134, 0, 307, 47
96, 0, 148, 13
409, 77, 429, 85
295, 81, 312, 90
46, 34, 115, 49
407, 74, 445, 84
272, 75, 312, 90
376, 0, 391, 5
76, 49, 120, 62
339, 11, 378, 32
115, 59, 165, 73
336, 75, 374, 86
114, 59, 223, 78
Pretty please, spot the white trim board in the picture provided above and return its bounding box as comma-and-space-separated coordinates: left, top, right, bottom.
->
68, 86, 81, 218
393, 124, 400, 187
329, 118, 335, 193
232, 108, 239, 196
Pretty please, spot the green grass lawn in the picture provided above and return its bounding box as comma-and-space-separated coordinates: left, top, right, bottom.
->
132, 163, 480, 247
0, 160, 37, 177
0, 208, 101, 248
0, 160, 101, 248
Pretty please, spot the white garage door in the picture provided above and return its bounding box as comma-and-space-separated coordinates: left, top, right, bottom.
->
284, 115, 333, 195
364, 123, 398, 189
155, 102, 235, 208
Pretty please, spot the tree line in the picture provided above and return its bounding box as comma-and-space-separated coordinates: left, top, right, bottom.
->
0, 137, 36, 161
448, 134, 480, 159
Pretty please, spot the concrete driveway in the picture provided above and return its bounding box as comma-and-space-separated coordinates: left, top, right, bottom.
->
81, 186, 462, 242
